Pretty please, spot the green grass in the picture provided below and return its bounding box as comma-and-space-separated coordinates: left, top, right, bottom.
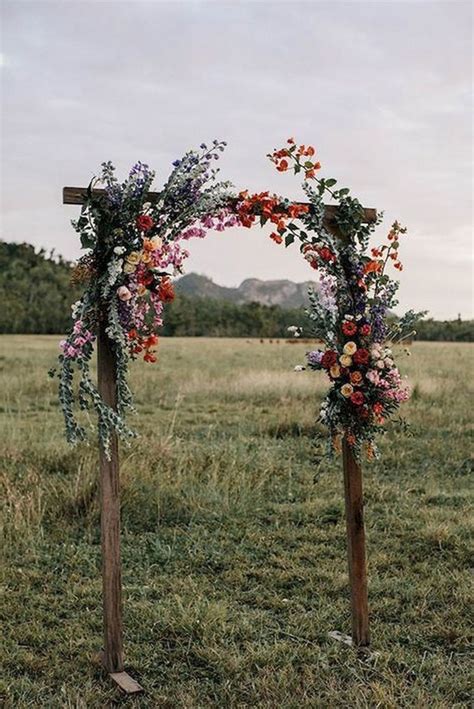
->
0, 336, 472, 707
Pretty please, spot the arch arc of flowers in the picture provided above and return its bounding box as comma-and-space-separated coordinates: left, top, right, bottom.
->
52, 138, 421, 459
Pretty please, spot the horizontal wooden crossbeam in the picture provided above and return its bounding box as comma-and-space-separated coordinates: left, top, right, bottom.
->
62, 187, 377, 225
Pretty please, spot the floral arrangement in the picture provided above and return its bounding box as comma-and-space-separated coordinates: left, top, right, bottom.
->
51, 141, 239, 456
236, 139, 422, 458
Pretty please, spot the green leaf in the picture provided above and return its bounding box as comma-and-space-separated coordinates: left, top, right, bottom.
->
80, 232, 95, 249
285, 234, 295, 247
338, 188, 350, 196
325, 178, 337, 188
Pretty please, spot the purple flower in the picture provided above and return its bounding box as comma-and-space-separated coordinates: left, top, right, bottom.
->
307, 350, 324, 367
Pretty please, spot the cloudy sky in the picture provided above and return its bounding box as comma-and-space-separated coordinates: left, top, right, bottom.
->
1, 0, 472, 318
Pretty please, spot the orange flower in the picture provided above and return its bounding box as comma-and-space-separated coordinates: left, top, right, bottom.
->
350, 371, 363, 385
158, 278, 175, 302
277, 160, 289, 172
270, 232, 283, 244
364, 260, 382, 274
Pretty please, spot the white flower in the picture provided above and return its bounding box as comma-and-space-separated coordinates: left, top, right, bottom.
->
287, 325, 302, 338
294, 365, 305, 372
384, 358, 394, 368
113, 246, 126, 255
344, 314, 354, 321
71, 300, 82, 318
376, 359, 385, 369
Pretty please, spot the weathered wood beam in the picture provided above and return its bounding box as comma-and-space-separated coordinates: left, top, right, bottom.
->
62, 186, 377, 225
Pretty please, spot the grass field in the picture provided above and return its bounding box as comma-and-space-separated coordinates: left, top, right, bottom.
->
0, 336, 472, 707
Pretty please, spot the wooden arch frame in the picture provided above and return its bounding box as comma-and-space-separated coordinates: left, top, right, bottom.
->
63, 185, 377, 694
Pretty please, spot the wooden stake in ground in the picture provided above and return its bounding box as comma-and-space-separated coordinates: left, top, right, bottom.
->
342, 437, 370, 646
97, 317, 125, 673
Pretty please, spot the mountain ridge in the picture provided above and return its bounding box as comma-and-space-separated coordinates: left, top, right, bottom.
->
175, 273, 319, 309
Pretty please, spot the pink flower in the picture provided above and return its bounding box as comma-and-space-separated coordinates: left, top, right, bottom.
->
366, 369, 380, 385
117, 286, 132, 301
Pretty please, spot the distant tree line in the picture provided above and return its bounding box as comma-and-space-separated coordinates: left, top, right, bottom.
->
0, 241, 472, 341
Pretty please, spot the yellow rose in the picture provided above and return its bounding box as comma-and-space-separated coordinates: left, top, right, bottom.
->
330, 364, 341, 378
141, 251, 151, 264
123, 261, 137, 274
341, 383, 354, 398
339, 354, 353, 367
137, 284, 147, 297
126, 251, 141, 265
343, 341, 357, 355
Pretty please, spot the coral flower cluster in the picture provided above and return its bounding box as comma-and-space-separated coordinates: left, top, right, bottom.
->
250, 139, 420, 457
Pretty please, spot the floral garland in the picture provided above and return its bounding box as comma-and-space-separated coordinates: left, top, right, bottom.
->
51, 141, 240, 456
235, 139, 422, 458
53, 136, 420, 460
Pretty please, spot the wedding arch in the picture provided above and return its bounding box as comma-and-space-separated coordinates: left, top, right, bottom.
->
56, 139, 416, 693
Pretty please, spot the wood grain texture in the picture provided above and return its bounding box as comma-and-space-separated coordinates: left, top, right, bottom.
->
97, 318, 124, 673
109, 671, 144, 694
62, 187, 377, 225
342, 437, 370, 646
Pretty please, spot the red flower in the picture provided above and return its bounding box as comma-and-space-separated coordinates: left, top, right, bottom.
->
136, 215, 154, 232
321, 350, 338, 369
359, 323, 371, 336
145, 334, 158, 348
158, 278, 175, 302
277, 160, 289, 172
373, 402, 384, 415
318, 247, 336, 262
359, 406, 370, 420
350, 391, 365, 406
144, 352, 157, 363
342, 321, 357, 336
270, 232, 283, 244
353, 348, 370, 365
138, 270, 154, 286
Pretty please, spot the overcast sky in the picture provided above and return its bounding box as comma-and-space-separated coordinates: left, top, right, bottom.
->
1, 0, 472, 318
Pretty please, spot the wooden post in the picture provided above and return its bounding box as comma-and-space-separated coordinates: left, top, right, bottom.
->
342, 436, 370, 646
64, 188, 143, 694
97, 317, 124, 674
